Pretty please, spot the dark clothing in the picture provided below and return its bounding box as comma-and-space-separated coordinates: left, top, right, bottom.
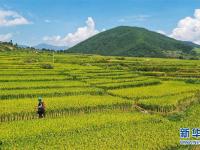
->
38, 110, 45, 118
37, 102, 45, 118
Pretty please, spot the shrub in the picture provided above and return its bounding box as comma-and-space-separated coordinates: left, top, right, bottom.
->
185, 79, 197, 84
24, 58, 38, 63
116, 57, 126, 60
40, 64, 54, 69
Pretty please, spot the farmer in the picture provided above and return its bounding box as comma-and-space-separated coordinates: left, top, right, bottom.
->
37, 97, 46, 118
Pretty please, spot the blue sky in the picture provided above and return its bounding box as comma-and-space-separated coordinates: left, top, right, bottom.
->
0, 0, 200, 46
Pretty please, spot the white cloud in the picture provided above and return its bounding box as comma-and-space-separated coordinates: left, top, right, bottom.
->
171, 9, 200, 44
0, 10, 30, 27
0, 33, 12, 42
43, 17, 99, 47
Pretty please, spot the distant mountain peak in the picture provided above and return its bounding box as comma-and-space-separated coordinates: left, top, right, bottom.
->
34, 43, 68, 50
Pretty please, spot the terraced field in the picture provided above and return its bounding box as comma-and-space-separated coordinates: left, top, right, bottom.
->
1, 50, 200, 149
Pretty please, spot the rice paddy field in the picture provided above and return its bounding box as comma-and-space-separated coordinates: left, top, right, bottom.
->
1, 50, 200, 149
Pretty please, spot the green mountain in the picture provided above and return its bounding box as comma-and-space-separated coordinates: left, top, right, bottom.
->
66, 26, 194, 57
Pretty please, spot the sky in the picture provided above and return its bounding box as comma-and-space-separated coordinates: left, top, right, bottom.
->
0, 0, 200, 47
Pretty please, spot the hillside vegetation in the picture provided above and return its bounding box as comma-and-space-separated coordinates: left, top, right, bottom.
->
0, 42, 18, 51
67, 26, 195, 58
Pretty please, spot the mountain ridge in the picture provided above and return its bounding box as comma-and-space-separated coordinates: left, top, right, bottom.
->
34, 43, 68, 50
66, 26, 194, 58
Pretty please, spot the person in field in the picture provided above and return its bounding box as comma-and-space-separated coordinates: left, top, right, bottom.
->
37, 97, 46, 118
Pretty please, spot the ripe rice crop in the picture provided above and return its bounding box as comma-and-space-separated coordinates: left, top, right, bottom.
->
1, 104, 200, 149
97, 79, 160, 89
2, 50, 200, 149
83, 76, 145, 85
0, 75, 69, 82
0, 80, 89, 90
0, 95, 132, 122
108, 81, 200, 99
0, 95, 130, 115
137, 93, 196, 112
0, 87, 104, 100
0, 111, 168, 149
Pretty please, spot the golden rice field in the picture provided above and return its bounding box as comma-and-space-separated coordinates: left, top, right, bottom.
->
1, 50, 200, 149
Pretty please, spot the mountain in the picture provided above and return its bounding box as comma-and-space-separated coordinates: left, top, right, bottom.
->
18, 44, 30, 48
34, 43, 68, 51
66, 26, 194, 57
183, 41, 200, 48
